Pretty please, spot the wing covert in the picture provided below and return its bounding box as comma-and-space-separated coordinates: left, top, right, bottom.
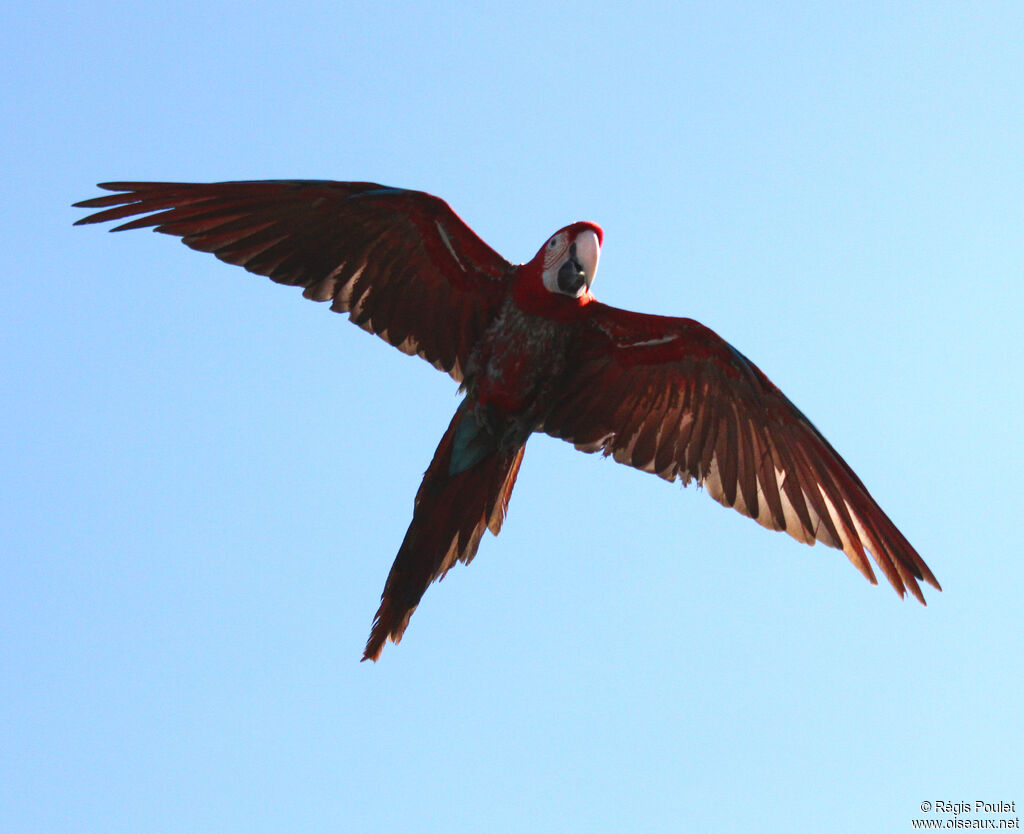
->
542, 302, 940, 602
74, 180, 516, 380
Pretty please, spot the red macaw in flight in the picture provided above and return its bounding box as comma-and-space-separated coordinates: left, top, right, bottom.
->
75, 180, 940, 661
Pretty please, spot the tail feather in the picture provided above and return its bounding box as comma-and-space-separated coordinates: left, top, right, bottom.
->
488, 447, 524, 535
362, 406, 525, 662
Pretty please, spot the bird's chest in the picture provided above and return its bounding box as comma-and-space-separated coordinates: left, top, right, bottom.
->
467, 301, 574, 416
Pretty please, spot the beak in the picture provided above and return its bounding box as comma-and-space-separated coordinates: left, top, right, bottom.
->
574, 229, 600, 290
556, 229, 601, 296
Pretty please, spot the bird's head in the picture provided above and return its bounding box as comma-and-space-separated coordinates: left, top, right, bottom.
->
536, 221, 603, 300
514, 221, 603, 318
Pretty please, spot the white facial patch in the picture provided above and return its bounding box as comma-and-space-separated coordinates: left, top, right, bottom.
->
541, 228, 601, 297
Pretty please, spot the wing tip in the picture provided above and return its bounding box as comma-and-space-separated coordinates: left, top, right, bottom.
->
905, 577, 927, 605
880, 557, 938, 606
920, 565, 942, 593
905, 554, 941, 603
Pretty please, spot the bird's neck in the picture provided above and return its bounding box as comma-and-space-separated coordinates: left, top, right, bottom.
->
511, 264, 595, 322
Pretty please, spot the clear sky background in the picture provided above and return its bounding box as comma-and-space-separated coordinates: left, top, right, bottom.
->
3, 3, 1022, 832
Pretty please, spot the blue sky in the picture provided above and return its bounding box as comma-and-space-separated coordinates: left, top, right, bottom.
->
3, 2, 1022, 832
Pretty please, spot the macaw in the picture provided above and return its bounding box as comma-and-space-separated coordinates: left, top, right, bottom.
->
75, 180, 940, 661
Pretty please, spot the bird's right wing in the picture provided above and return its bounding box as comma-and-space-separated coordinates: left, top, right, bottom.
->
75, 180, 516, 381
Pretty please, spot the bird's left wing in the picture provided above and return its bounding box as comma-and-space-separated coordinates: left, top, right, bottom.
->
541, 302, 939, 601
74, 180, 516, 381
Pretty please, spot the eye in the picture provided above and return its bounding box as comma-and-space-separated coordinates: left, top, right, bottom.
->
548, 239, 558, 249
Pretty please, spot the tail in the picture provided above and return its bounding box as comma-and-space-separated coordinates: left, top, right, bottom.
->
362, 402, 525, 662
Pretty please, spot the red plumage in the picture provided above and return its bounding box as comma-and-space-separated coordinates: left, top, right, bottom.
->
75, 180, 940, 660
363, 405, 524, 662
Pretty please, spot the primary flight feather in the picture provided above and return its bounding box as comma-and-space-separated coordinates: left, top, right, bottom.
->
75, 180, 940, 661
